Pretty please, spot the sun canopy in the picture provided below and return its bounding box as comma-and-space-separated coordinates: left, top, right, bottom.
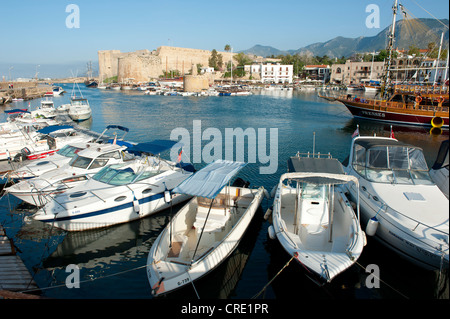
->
172, 160, 246, 199
37, 125, 73, 134
106, 125, 129, 132
286, 157, 357, 185
127, 139, 178, 155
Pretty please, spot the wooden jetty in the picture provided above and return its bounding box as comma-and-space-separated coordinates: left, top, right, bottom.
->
0, 225, 39, 295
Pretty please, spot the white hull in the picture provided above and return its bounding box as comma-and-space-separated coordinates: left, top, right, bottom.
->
345, 181, 449, 270
344, 136, 449, 270
33, 160, 194, 231
69, 109, 92, 121
271, 176, 364, 282
147, 186, 264, 296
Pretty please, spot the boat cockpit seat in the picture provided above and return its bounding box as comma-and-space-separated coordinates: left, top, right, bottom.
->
194, 196, 233, 232
299, 201, 329, 235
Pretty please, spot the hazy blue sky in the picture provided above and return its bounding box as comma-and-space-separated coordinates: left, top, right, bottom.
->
1, 0, 448, 78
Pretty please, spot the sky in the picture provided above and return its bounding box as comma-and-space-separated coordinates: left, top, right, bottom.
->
1, 0, 448, 78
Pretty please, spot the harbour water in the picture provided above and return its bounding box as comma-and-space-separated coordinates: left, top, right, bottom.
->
0, 85, 448, 300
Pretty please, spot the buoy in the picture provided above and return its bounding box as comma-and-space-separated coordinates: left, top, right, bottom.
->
431, 116, 444, 128
268, 225, 276, 240
264, 207, 273, 220
366, 216, 379, 236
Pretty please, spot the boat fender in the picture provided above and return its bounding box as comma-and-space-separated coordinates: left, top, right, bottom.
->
366, 216, 379, 236
264, 207, 273, 220
164, 190, 171, 203
431, 117, 444, 128
131, 191, 140, 213
263, 188, 270, 199
268, 225, 276, 240
362, 231, 367, 246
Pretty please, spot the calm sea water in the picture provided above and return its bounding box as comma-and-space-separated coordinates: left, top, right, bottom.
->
0, 85, 448, 301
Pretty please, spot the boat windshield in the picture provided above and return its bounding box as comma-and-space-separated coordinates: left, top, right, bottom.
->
69, 155, 108, 170
352, 145, 434, 185
56, 145, 83, 158
92, 164, 159, 186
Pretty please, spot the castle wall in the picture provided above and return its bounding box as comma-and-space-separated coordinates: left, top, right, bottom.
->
99, 46, 238, 83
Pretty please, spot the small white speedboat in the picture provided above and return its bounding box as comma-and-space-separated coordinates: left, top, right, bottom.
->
33, 140, 195, 231
68, 98, 92, 122
268, 154, 365, 283
5, 140, 134, 206
147, 160, 265, 297
343, 135, 449, 270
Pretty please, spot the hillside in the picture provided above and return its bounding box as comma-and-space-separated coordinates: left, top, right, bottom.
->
241, 18, 449, 58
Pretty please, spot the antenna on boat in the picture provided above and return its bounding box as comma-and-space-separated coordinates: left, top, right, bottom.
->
312, 132, 316, 157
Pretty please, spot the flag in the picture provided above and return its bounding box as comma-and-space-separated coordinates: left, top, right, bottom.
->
177, 149, 183, 163
352, 126, 360, 138
390, 126, 395, 139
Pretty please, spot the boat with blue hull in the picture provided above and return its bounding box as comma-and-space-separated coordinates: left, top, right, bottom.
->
33, 140, 195, 231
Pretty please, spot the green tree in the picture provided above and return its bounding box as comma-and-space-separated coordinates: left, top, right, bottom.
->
224, 44, 231, 52
209, 49, 221, 71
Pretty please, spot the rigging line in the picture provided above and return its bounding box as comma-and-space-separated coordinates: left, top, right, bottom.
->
409, 0, 449, 30
355, 260, 409, 299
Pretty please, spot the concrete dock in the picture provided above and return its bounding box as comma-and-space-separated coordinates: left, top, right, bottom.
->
0, 225, 39, 294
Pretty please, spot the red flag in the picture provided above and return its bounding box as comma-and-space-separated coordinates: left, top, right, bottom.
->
390, 126, 395, 139
177, 149, 183, 163
352, 126, 359, 138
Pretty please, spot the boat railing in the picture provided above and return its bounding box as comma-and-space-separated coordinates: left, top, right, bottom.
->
295, 151, 332, 159
394, 85, 449, 95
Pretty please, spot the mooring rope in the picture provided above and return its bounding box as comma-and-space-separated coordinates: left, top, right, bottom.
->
354, 260, 409, 299
252, 253, 297, 299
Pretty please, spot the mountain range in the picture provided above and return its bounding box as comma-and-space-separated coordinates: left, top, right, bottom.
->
241, 18, 449, 58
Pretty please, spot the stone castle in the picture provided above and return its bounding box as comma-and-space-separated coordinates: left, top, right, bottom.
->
98, 46, 237, 83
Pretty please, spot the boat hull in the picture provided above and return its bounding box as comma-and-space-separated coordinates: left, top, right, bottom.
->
271, 181, 364, 283
147, 187, 264, 296
345, 182, 449, 271
34, 192, 190, 231
340, 100, 449, 128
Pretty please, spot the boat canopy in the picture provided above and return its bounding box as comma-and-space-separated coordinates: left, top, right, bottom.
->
128, 140, 178, 155
106, 125, 129, 132
286, 157, 356, 185
172, 160, 246, 199
37, 125, 74, 134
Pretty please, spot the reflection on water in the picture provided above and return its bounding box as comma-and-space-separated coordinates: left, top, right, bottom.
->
0, 85, 448, 299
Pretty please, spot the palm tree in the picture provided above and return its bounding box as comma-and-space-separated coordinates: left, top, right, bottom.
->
224, 44, 232, 83
224, 44, 231, 52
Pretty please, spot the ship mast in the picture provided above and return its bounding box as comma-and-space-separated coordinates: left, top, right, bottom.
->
381, 0, 399, 97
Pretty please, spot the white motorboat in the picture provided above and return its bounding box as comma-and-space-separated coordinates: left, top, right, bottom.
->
33, 140, 195, 231
31, 99, 58, 119
0, 124, 91, 161
429, 140, 449, 199
5, 124, 128, 181
110, 83, 121, 90
343, 135, 449, 270
5, 139, 135, 206
68, 98, 92, 122
147, 160, 265, 297
268, 155, 364, 283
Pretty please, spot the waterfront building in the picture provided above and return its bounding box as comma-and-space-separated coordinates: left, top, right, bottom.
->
330, 60, 384, 85
246, 63, 293, 84
303, 65, 331, 83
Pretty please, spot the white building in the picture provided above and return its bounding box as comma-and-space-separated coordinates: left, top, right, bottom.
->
245, 63, 293, 83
